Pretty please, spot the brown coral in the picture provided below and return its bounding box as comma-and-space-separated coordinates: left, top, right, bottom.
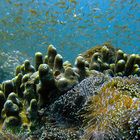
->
82, 43, 116, 63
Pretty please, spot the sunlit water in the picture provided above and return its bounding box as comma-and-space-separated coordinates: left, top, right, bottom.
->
0, 0, 140, 81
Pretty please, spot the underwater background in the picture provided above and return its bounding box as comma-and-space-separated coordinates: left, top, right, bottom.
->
0, 1, 140, 140
0, 0, 140, 81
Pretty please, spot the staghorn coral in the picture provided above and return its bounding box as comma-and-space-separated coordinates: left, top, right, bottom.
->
80, 76, 140, 140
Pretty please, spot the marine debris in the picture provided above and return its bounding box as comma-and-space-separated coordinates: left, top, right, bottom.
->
0, 44, 139, 140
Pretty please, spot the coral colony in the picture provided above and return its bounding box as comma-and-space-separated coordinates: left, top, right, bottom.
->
0, 44, 139, 140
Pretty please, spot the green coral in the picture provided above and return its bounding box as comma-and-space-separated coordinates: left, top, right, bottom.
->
2, 80, 14, 98
35, 52, 43, 71
0, 90, 5, 118
7, 92, 22, 111
53, 54, 64, 76
47, 44, 57, 68
27, 99, 38, 122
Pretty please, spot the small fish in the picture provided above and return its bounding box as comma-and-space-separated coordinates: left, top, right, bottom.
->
102, 26, 109, 30
57, 20, 67, 25
6, 0, 12, 4
58, 5, 67, 8
93, 15, 102, 19
68, 0, 77, 5
42, 35, 48, 39
54, 1, 66, 6
84, 19, 90, 23
29, 9, 37, 16
65, 7, 73, 14
78, 25, 86, 29
41, 42, 48, 45
107, 16, 114, 21
92, 8, 101, 11
45, 11, 49, 16
14, 3, 23, 7
14, 16, 22, 24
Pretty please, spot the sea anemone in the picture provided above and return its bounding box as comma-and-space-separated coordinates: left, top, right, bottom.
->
80, 77, 140, 139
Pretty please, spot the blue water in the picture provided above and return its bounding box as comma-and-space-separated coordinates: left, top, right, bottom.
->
0, 0, 140, 81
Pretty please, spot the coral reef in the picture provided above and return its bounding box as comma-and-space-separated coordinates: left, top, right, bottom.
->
0, 44, 140, 140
